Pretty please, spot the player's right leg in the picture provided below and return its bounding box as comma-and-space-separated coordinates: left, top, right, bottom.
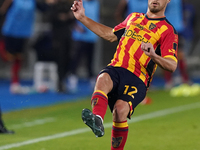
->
82, 72, 113, 137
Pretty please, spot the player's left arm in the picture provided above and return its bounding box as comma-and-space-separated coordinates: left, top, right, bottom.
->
141, 42, 177, 72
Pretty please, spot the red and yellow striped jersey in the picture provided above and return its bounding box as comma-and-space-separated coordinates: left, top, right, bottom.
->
109, 13, 178, 88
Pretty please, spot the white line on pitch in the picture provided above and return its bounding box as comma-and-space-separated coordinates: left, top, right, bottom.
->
0, 102, 200, 150
10, 117, 56, 129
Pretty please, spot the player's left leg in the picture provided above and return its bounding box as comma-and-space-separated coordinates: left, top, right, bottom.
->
111, 99, 130, 150
109, 67, 146, 150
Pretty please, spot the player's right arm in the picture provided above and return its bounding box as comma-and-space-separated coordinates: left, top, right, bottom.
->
71, 0, 117, 42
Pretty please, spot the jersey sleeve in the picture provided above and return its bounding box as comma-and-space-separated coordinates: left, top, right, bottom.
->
160, 28, 178, 63
113, 13, 133, 40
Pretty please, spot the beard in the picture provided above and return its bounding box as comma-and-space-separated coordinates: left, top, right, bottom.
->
148, 2, 166, 13
149, 7, 160, 13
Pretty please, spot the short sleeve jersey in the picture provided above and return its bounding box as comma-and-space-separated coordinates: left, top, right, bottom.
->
109, 13, 178, 88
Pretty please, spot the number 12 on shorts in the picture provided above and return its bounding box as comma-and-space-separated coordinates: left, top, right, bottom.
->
123, 85, 138, 99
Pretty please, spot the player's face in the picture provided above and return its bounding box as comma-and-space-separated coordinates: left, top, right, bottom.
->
148, 0, 170, 13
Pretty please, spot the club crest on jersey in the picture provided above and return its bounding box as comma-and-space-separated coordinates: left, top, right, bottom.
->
91, 98, 98, 108
149, 23, 157, 30
112, 137, 123, 148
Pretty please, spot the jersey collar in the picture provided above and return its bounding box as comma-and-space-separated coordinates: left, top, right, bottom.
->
145, 14, 166, 21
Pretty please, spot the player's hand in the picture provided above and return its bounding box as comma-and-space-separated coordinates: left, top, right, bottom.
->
141, 42, 156, 58
71, 0, 85, 21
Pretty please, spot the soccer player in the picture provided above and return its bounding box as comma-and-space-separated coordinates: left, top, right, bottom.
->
71, 0, 178, 149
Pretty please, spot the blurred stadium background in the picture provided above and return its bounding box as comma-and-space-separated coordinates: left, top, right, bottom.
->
0, 0, 200, 80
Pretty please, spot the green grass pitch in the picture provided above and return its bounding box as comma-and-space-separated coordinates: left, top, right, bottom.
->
0, 90, 200, 150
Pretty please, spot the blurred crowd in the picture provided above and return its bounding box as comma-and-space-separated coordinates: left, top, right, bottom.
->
0, 0, 100, 95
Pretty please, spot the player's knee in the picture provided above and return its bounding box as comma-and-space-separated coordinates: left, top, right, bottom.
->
113, 100, 129, 122
95, 73, 113, 93
98, 73, 112, 84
